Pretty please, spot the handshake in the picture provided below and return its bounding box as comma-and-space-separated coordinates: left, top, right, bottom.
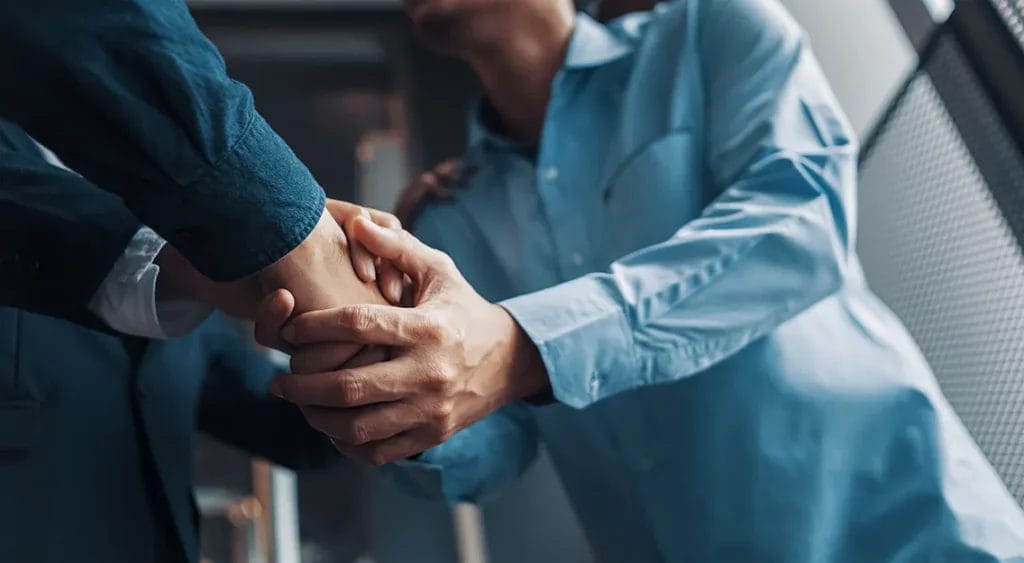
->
162, 199, 548, 464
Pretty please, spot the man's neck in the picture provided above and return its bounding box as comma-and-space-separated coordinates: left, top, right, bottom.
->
467, 10, 575, 145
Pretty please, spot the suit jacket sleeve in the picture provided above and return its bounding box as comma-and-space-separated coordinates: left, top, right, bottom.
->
0, 121, 139, 329
0, 0, 325, 282
196, 315, 339, 471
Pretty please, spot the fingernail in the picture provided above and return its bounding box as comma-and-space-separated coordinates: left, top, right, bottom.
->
270, 378, 284, 398
387, 278, 403, 304
362, 263, 377, 282
282, 324, 296, 343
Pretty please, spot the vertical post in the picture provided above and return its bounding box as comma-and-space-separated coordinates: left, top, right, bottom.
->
451, 503, 489, 563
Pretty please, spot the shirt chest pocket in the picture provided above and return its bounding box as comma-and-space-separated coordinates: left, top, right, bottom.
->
601, 132, 702, 260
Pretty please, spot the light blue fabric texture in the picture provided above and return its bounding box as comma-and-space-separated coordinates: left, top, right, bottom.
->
389, 2, 1024, 562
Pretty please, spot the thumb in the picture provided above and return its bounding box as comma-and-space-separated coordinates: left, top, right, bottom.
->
352, 216, 448, 282
254, 288, 296, 351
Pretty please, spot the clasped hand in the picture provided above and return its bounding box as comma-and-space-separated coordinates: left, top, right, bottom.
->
256, 218, 549, 464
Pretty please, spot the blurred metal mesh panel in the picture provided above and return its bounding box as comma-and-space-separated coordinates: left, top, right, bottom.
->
857, 35, 1024, 504
992, 0, 1024, 47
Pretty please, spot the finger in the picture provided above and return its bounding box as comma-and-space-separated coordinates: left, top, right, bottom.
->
325, 199, 365, 223
289, 342, 365, 374
331, 427, 436, 465
253, 289, 296, 350
347, 209, 377, 283
400, 275, 416, 308
284, 303, 433, 346
327, 200, 400, 282
377, 259, 404, 305
270, 357, 417, 407
349, 209, 401, 283
303, 401, 425, 446
351, 217, 451, 282
367, 208, 402, 230
434, 159, 461, 181
343, 344, 390, 368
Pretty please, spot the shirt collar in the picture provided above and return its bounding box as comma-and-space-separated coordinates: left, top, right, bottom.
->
466, 12, 636, 151
564, 12, 636, 69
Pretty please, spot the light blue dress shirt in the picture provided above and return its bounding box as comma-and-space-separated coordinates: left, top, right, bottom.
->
391, 2, 1024, 561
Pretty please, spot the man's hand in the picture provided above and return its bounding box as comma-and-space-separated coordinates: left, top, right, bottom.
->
257, 218, 549, 464
393, 158, 472, 226
156, 201, 402, 350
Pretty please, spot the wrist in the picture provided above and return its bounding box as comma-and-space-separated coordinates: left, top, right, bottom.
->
154, 244, 209, 302
497, 305, 550, 401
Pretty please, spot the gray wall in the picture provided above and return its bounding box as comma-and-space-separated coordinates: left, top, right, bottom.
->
780, 0, 916, 135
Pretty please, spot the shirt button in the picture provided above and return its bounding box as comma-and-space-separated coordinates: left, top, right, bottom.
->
543, 167, 559, 181
571, 252, 584, 266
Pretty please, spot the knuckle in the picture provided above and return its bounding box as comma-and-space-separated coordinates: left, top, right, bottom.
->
422, 316, 447, 344
397, 229, 418, 247
345, 420, 372, 445
380, 212, 401, 229
337, 374, 363, 405
424, 362, 454, 390
431, 250, 456, 271
342, 305, 376, 333
429, 400, 454, 425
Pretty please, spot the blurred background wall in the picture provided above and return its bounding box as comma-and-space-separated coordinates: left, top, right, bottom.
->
781, 0, 916, 135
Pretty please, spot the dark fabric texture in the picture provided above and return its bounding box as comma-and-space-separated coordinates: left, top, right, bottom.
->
0, 0, 325, 281
0, 120, 139, 329
0, 311, 337, 562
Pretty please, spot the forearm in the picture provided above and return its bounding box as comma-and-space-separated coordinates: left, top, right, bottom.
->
156, 210, 387, 322
0, 0, 324, 281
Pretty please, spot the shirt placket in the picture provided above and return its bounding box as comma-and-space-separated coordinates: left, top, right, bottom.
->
535, 73, 593, 282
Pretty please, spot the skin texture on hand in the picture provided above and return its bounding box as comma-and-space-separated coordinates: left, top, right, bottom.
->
257, 217, 550, 465
253, 209, 385, 315
156, 201, 402, 346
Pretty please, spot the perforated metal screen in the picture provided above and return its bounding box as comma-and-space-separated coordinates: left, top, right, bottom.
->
992, 0, 1024, 47
857, 34, 1024, 504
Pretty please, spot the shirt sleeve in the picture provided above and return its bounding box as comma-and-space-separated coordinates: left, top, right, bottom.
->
386, 404, 540, 503
501, 0, 857, 409
88, 227, 213, 339
0, 0, 325, 282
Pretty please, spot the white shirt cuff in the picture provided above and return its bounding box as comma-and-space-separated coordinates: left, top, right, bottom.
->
88, 227, 213, 338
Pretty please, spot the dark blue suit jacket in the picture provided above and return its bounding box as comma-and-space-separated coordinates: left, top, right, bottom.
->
0, 120, 140, 329
0, 310, 337, 562
0, 1, 325, 282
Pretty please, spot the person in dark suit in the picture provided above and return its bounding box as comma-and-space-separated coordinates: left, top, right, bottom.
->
0, 119, 140, 328
0, 307, 337, 562
0, 0, 388, 327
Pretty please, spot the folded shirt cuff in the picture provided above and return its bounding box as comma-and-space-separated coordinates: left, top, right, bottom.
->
500, 275, 638, 409
137, 113, 327, 282
89, 227, 212, 339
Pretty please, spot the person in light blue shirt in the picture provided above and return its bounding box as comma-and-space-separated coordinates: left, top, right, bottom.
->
261, 0, 1024, 560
